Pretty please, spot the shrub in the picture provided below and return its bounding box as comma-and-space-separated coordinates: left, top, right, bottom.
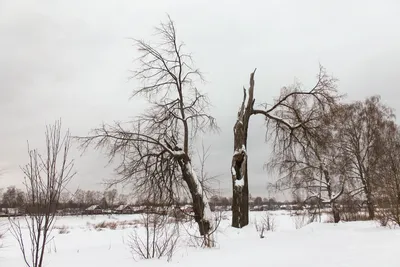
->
292, 211, 316, 229
128, 213, 179, 261
255, 212, 276, 238
56, 225, 70, 234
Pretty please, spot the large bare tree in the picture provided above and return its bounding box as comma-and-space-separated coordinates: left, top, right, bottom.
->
79, 16, 217, 245
270, 104, 346, 223
338, 96, 394, 219
9, 120, 75, 267
231, 66, 339, 227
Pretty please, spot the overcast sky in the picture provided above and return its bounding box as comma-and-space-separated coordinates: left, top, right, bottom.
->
1, 0, 400, 199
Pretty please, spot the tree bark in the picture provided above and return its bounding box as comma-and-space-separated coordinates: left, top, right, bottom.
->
331, 202, 340, 223
365, 191, 375, 219
231, 70, 256, 228
323, 165, 341, 223
362, 178, 375, 219
180, 158, 213, 236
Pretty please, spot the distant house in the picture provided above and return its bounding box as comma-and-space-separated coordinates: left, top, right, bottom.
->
86, 205, 102, 214
1, 208, 22, 216
115, 205, 133, 214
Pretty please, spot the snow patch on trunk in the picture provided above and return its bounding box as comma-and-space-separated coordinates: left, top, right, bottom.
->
185, 162, 214, 229
231, 167, 236, 176
235, 179, 244, 187
233, 144, 247, 156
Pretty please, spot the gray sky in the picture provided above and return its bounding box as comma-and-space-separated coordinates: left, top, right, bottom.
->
1, 0, 400, 199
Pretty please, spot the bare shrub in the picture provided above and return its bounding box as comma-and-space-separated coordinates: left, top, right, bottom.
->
292, 211, 316, 229
324, 215, 335, 223
254, 213, 276, 238
128, 212, 179, 261
55, 225, 70, 234
376, 212, 390, 227
181, 210, 224, 248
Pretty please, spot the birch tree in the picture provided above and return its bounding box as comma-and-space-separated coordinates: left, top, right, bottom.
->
338, 96, 395, 219
375, 122, 400, 225
79, 16, 217, 245
231, 66, 339, 227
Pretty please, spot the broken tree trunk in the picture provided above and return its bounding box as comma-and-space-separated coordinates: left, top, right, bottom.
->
231, 70, 256, 228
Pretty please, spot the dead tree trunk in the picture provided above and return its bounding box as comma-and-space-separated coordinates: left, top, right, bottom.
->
231, 70, 256, 228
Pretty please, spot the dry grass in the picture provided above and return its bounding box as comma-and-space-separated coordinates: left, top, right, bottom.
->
54, 225, 70, 234
340, 211, 370, 222
94, 221, 117, 230
91, 220, 141, 230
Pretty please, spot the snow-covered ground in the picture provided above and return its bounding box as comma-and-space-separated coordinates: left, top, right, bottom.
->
0, 211, 399, 267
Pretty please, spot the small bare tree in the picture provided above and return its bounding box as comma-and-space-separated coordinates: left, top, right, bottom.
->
232, 65, 339, 227
254, 212, 276, 238
79, 16, 217, 245
9, 120, 75, 267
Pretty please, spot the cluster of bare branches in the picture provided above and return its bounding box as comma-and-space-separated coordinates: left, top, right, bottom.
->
128, 212, 179, 261
254, 212, 276, 238
9, 120, 75, 267
181, 209, 224, 248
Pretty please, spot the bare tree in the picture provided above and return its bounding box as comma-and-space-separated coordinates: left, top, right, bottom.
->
78, 16, 217, 245
375, 121, 400, 226
9, 120, 75, 267
338, 96, 394, 219
104, 189, 118, 207
231, 65, 339, 227
270, 104, 346, 223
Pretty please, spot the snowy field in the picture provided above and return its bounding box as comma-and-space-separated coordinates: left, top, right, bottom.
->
0, 211, 399, 267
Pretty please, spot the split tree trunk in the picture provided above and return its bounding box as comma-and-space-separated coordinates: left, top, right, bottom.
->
231, 70, 256, 228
